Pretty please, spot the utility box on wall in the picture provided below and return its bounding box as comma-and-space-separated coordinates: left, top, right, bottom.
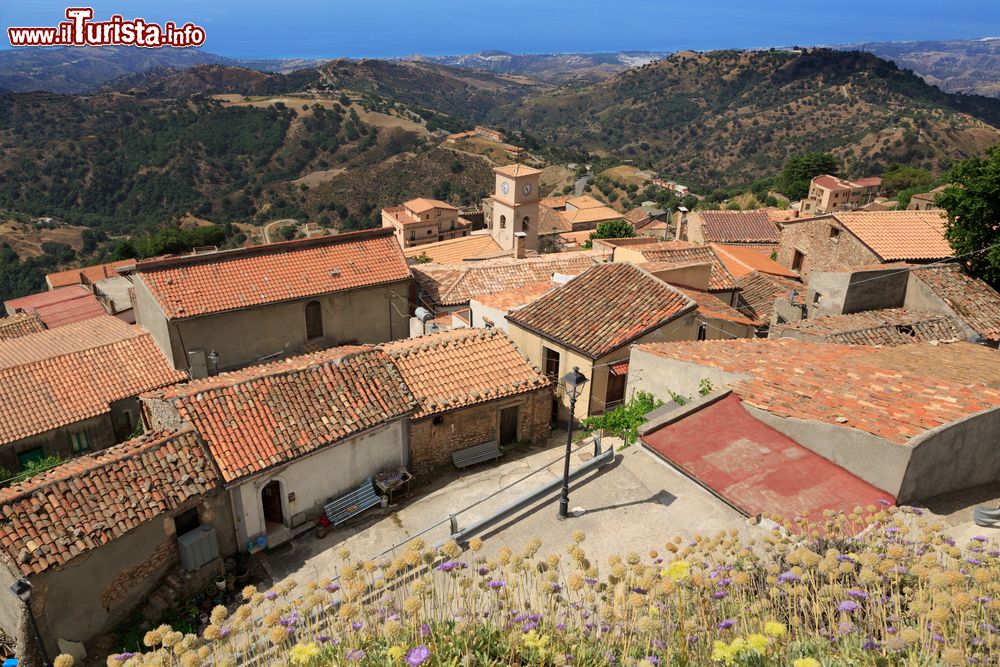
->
178, 524, 220, 570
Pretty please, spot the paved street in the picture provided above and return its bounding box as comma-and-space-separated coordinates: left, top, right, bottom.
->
259, 434, 749, 594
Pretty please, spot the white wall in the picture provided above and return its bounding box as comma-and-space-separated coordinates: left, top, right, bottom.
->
231, 420, 407, 545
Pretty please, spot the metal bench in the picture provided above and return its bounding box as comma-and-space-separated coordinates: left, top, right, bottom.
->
453, 441, 502, 469
324, 476, 382, 526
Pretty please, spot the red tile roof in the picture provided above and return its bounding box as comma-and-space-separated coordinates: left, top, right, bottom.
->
537, 203, 573, 236
383, 329, 550, 419
5, 285, 107, 329
0, 428, 218, 575
698, 210, 780, 243
642, 394, 893, 523
735, 272, 802, 325
134, 229, 411, 320
911, 264, 1000, 344
508, 263, 695, 359
413, 254, 602, 306
0, 312, 45, 341
673, 287, 758, 327
629, 242, 739, 292
771, 308, 967, 346
829, 211, 953, 262
711, 244, 798, 279
149, 346, 416, 483
0, 316, 138, 369
473, 281, 556, 311
635, 339, 1000, 444
45, 259, 134, 290
403, 235, 505, 264
0, 327, 186, 445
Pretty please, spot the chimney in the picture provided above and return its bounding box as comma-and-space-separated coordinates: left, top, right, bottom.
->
513, 231, 527, 259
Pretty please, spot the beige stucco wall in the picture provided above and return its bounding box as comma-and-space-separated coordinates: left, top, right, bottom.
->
229, 419, 407, 546
137, 279, 411, 371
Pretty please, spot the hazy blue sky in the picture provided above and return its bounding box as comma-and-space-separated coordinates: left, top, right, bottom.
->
2, 1, 998, 58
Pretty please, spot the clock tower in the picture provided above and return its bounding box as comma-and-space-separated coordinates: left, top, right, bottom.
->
488, 163, 541, 254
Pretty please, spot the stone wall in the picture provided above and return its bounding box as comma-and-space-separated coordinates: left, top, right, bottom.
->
408, 390, 551, 473
101, 540, 179, 608
775, 216, 880, 278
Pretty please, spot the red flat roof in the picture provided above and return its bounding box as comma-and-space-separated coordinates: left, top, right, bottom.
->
641, 394, 893, 526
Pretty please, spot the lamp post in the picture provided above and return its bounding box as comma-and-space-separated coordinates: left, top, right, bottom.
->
208, 349, 220, 375
558, 366, 588, 520
9, 578, 51, 667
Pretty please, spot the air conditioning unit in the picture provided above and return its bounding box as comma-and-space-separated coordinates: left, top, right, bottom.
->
178, 525, 220, 571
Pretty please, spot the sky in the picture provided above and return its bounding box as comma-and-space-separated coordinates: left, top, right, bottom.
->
2, 1, 998, 59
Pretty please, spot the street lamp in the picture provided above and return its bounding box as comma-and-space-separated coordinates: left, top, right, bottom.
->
9, 578, 51, 667
557, 366, 588, 520
208, 350, 220, 375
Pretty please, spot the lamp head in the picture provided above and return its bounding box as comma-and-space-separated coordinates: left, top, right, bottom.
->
9, 578, 30, 603
561, 366, 588, 400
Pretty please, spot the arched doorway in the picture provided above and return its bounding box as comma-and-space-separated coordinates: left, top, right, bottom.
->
261, 480, 284, 528
305, 300, 323, 340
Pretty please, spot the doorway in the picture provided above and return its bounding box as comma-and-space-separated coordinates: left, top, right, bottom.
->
261, 480, 285, 528
499, 406, 519, 445
305, 300, 323, 340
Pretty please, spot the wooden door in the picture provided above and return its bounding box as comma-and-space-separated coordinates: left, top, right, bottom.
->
499, 406, 519, 445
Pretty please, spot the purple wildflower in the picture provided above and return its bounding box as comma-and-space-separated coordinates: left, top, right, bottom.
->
847, 589, 870, 599
778, 571, 801, 583
420, 623, 431, 637
717, 619, 736, 630
477, 566, 490, 575
436, 561, 460, 572
114, 654, 136, 662
968, 558, 984, 566
972, 535, 988, 542
645, 657, 660, 665
878, 499, 891, 506
265, 591, 278, 601
862, 639, 880, 650
318, 635, 330, 644
712, 590, 728, 599
324, 583, 340, 593
345, 649, 366, 662
556, 623, 567, 631
522, 621, 537, 632
219, 627, 231, 638
487, 580, 505, 589
351, 621, 363, 631
838, 600, 861, 613
406, 646, 430, 666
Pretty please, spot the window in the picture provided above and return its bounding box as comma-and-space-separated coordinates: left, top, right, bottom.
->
427, 229, 433, 235
697, 322, 707, 341
499, 215, 506, 229
70, 430, 90, 454
410, 232, 416, 241
543, 347, 560, 381
432, 415, 444, 426
305, 300, 323, 340
829, 226, 840, 239
17, 447, 44, 470
521, 216, 530, 231
174, 506, 201, 536
792, 250, 805, 272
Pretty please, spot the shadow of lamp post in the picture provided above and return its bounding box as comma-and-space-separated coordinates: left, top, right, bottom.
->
557, 366, 588, 520
9, 578, 50, 667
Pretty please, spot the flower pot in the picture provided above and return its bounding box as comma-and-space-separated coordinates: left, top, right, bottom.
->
215, 575, 227, 592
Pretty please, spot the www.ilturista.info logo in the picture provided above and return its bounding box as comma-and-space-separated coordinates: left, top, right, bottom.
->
7, 7, 206, 48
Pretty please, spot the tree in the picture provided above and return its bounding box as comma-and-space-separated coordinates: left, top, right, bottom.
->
936, 145, 1000, 286
589, 218, 636, 241
775, 152, 839, 200
881, 163, 934, 194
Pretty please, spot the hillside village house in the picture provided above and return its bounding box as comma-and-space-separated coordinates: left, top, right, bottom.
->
907, 185, 948, 211
775, 210, 953, 277
609, 240, 742, 307
131, 229, 412, 375
506, 262, 704, 423
771, 262, 1000, 345
0, 316, 186, 473
381, 198, 472, 250
142, 346, 417, 548
628, 338, 1000, 506
683, 209, 781, 251
798, 174, 881, 215
0, 427, 234, 657
384, 329, 551, 472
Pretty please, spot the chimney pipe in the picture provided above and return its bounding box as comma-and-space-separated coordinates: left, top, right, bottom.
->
514, 231, 527, 259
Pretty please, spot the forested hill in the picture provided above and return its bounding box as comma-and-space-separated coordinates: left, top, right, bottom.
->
493, 49, 1000, 189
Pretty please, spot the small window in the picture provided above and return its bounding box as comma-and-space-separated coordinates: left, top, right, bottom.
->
813, 292, 822, 306
427, 229, 433, 235
70, 430, 90, 454
521, 216, 530, 231
499, 215, 507, 229
792, 250, 805, 272
17, 447, 45, 470
829, 226, 840, 239
432, 415, 444, 426
174, 506, 201, 536
697, 322, 707, 341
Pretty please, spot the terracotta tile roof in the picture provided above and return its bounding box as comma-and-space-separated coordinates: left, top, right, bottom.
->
0, 329, 186, 445
149, 346, 416, 483
45, 259, 134, 290
771, 308, 968, 346
560, 206, 623, 227
635, 339, 1000, 444
832, 211, 953, 262
911, 264, 1000, 343
0, 428, 217, 576
711, 244, 798, 279
565, 195, 609, 210
735, 271, 802, 325
494, 164, 542, 178
630, 242, 739, 292
405, 198, 457, 214
404, 235, 505, 264
473, 281, 556, 311
507, 263, 695, 359
0, 316, 138, 369
558, 230, 594, 245
0, 312, 45, 341
698, 210, 780, 243
673, 287, 758, 327
624, 208, 652, 225
537, 203, 572, 236
383, 329, 550, 419
5, 285, 107, 329
134, 229, 411, 320
413, 253, 602, 307
862, 341, 1000, 389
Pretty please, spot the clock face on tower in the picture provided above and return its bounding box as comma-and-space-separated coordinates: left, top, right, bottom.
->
522, 183, 532, 195
500, 181, 510, 195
